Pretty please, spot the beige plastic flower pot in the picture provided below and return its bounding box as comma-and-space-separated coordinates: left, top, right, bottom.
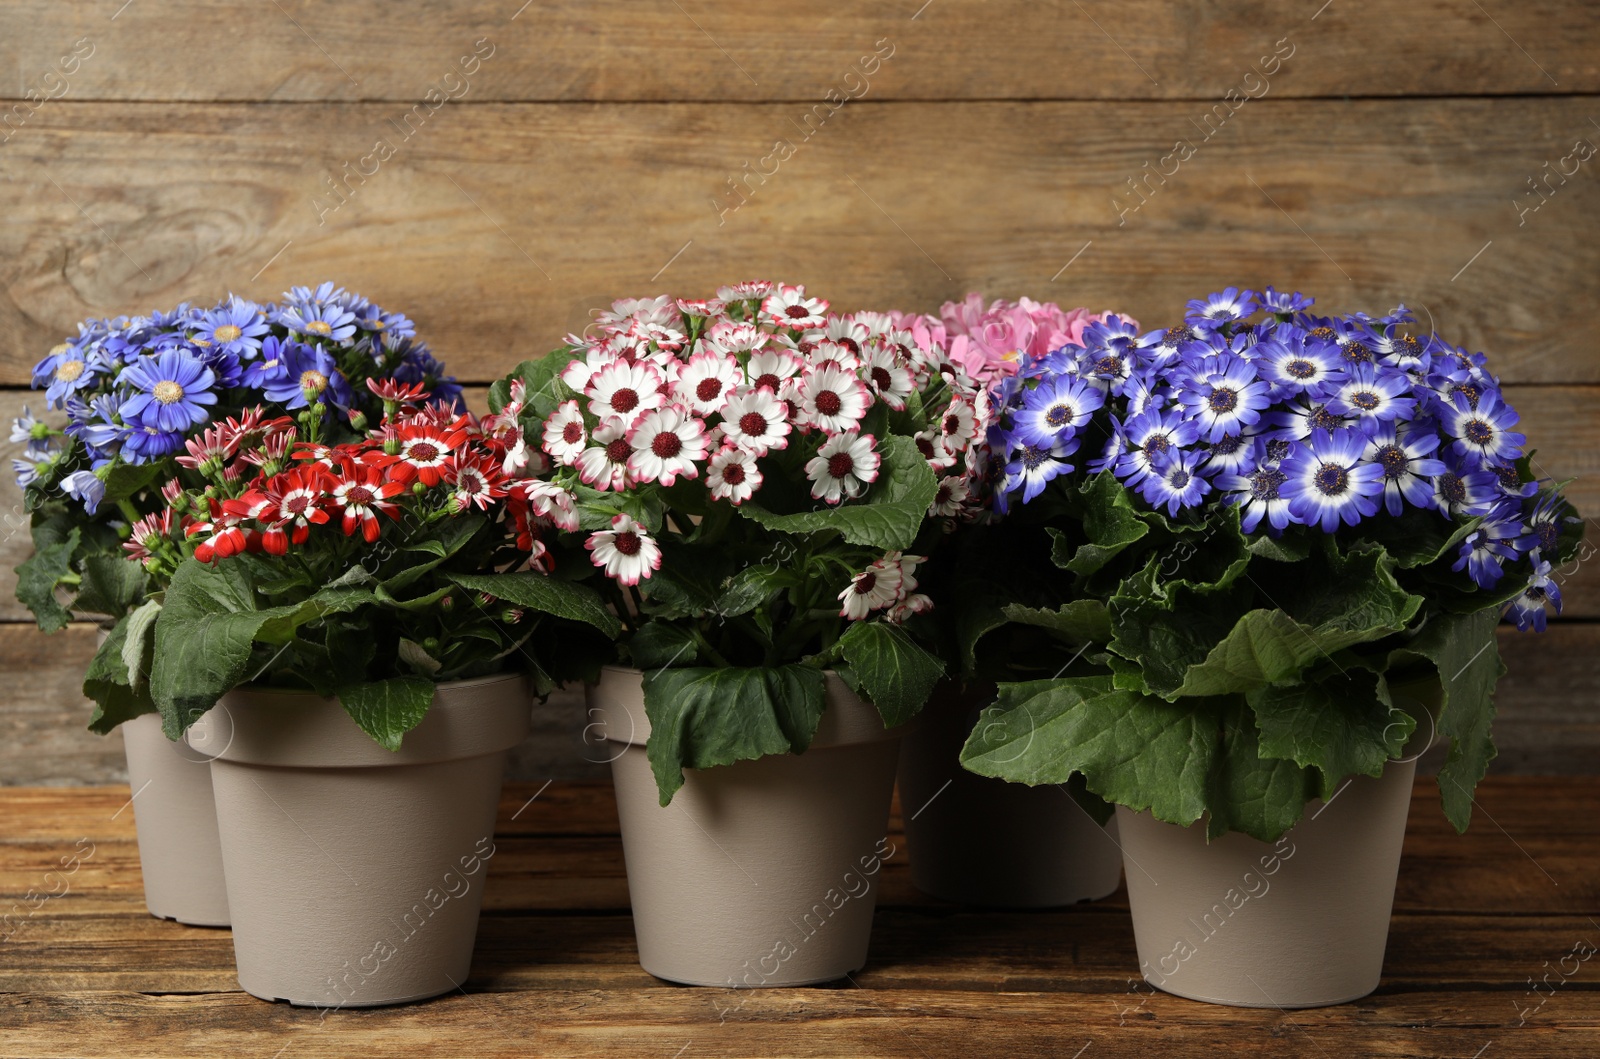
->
897, 682, 1123, 907
189, 674, 530, 1008
120, 712, 231, 927
1116, 756, 1418, 1008
588, 665, 904, 987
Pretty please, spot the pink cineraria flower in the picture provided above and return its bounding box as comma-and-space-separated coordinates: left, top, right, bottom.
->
586, 512, 662, 586
807, 339, 861, 375
674, 350, 742, 416
796, 364, 871, 435
627, 406, 708, 486
720, 388, 792, 456
761, 285, 830, 330
806, 431, 880, 504
587, 359, 666, 425
936, 295, 1137, 388
707, 444, 762, 505
542, 400, 588, 465
701, 320, 769, 356
744, 348, 803, 395
574, 418, 635, 492
885, 592, 934, 624
837, 555, 904, 619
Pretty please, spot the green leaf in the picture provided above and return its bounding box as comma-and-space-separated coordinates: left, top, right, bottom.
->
446, 572, 621, 638
642, 665, 828, 805
381, 515, 487, 593
15, 526, 79, 632
959, 677, 1219, 827
491, 349, 580, 420
99, 462, 165, 505
1056, 472, 1149, 577
84, 609, 157, 734
1248, 666, 1411, 799
1001, 599, 1111, 644
1204, 701, 1317, 841
627, 622, 700, 669
737, 435, 938, 550
837, 620, 944, 727
73, 555, 149, 620
336, 677, 437, 751
714, 565, 780, 619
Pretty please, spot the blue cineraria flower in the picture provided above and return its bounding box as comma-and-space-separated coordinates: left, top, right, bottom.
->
1139, 447, 1211, 517
1430, 454, 1500, 521
1517, 491, 1578, 557
9, 405, 47, 445
60, 469, 106, 515
1268, 395, 1351, 442
1259, 286, 1313, 315
1176, 353, 1272, 444
1120, 369, 1165, 419
196, 344, 245, 389
1116, 408, 1199, 486
192, 298, 270, 358
1506, 556, 1561, 632
354, 303, 416, 341
1003, 435, 1078, 504
1257, 333, 1343, 399
1362, 421, 1446, 516
1444, 389, 1525, 464
1016, 374, 1104, 446
120, 348, 217, 432
1184, 287, 1258, 331
13, 454, 50, 489
1136, 324, 1201, 369
35, 346, 104, 408
64, 393, 129, 461
1327, 362, 1416, 430
1279, 428, 1385, 531
1219, 454, 1296, 534
1452, 506, 1523, 589
1087, 423, 1128, 476
1484, 460, 1538, 502
277, 301, 357, 344
243, 334, 297, 390
260, 342, 353, 410
1202, 428, 1260, 477
121, 423, 185, 463
284, 281, 351, 309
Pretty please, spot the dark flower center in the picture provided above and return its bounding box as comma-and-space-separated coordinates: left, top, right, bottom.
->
944, 414, 963, 435
605, 438, 632, 464
1211, 435, 1242, 455
1169, 469, 1191, 489
563, 421, 584, 443
1494, 464, 1522, 490
855, 571, 878, 594
1438, 472, 1466, 505
754, 373, 781, 392
1538, 520, 1559, 551
916, 437, 936, 459
286, 494, 311, 515
1251, 467, 1286, 500
1146, 432, 1171, 455
1454, 383, 1480, 409
1021, 445, 1048, 470
827, 452, 856, 479
1308, 327, 1337, 342
1395, 334, 1423, 359
696, 377, 724, 403
407, 442, 440, 463
935, 483, 952, 504
1376, 445, 1409, 478
1286, 358, 1318, 379
1164, 326, 1193, 346
1308, 405, 1343, 432
815, 390, 843, 416
785, 304, 810, 319
460, 474, 484, 495
1525, 585, 1548, 604
1046, 403, 1074, 427
1208, 387, 1238, 413
1266, 439, 1292, 462
738, 412, 768, 437
1464, 419, 1494, 445
1341, 341, 1374, 364
1095, 354, 1122, 376
614, 530, 641, 556
651, 432, 683, 458
1315, 463, 1349, 496
871, 366, 893, 391
839, 337, 861, 354
610, 387, 640, 414
346, 485, 374, 504
722, 462, 746, 485
1351, 390, 1381, 411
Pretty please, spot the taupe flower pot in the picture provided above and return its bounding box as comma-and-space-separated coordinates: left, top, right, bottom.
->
120, 712, 231, 927
190, 674, 530, 1008
588, 665, 903, 987
1116, 757, 1418, 1008
898, 682, 1123, 907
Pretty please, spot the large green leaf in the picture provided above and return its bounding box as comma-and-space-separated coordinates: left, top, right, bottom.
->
99, 462, 165, 505
84, 607, 157, 734
73, 555, 149, 620
1203, 700, 1317, 841
1001, 599, 1111, 644
959, 677, 1219, 827
737, 435, 938, 550
627, 622, 700, 669
15, 526, 79, 632
1248, 666, 1412, 799
447, 571, 621, 637
337, 677, 437, 751
489, 348, 581, 420
1055, 472, 1149, 577
641, 665, 828, 805
837, 620, 944, 727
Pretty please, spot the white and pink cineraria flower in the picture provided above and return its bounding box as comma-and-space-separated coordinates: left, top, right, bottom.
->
586, 512, 661, 586
561, 345, 618, 394
796, 364, 870, 435
807, 339, 861, 375
574, 418, 635, 492
837, 555, 904, 620
862, 342, 915, 412
716, 280, 776, 303
543, 399, 588, 466
744, 348, 803, 395
707, 444, 762, 505
587, 359, 666, 424
820, 316, 870, 356
701, 320, 769, 356
599, 295, 678, 329
885, 592, 934, 624
720, 388, 792, 455
674, 350, 741, 416
930, 474, 971, 516
806, 431, 880, 504
761, 285, 830, 330
514, 478, 580, 532
627, 406, 708, 486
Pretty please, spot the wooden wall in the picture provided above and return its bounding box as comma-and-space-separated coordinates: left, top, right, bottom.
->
2, 1, 1596, 783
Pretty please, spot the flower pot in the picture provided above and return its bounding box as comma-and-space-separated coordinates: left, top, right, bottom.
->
120, 712, 231, 926
1116, 756, 1418, 1008
897, 682, 1123, 907
190, 674, 530, 1008
589, 665, 903, 987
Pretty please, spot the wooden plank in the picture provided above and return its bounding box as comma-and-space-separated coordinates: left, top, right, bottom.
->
1, 989, 1596, 1058
0, 1, 1596, 103
2, 98, 1598, 386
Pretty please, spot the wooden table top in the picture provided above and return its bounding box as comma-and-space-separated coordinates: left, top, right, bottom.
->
3, 776, 1598, 1058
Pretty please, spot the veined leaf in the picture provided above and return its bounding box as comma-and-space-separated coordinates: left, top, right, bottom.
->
737, 435, 938, 550
1204, 700, 1318, 842
447, 571, 621, 638
837, 620, 944, 727
84, 608, 157, 734
337, 676, 436, 751
1001, 599, 1111, 644
15, 526, 79, 632
1248, 666, 1412, 800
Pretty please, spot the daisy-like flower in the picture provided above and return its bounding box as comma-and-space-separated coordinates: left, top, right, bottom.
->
1201, 431, 1258, 477
796, 363, 871, 435
574, 418, 636, 492
120, 348, 218, 432
744, 348, 803, 395
247, 467, 332, 554
1431, 455, 1500, 521
1269, 396, 1351, 442
1219, 458, 1296, 534
1444, 389, 1525, 464
701, 320, 769, 356
385, 421, 469, 487
260, 343, 353, 411
1178, 353, 1272, 443
1139, 448, 1211, 517
1279, 428, 1385, 531
542, 400, 589, 465
1002, 435, 1077, 504
444, 451, 508, 513
938, 395, 983, 452
1507, 556, 1562, 632
366, 376, 430, 405
1484, 460, 1538, 503
761, 285, 830, 330
1257, 336, 1342, 398
514, 478, 581, 533
193, 299, 270, 357
586, 359, 666, 425
674, 350, 742, 416
930, 474, 971, 517
1184, 287, 1258, 331
1517, 492, 1577, 557
327, 462, 402, 541
1116, 408, 1199, 486
123, 509, 174, 567
627, 406, 708, 486
806, 431, 881, 504
187, 499, 250, 563
706, 444, 762, 505
838, 557, 904, 620
1452, 511, 1522, 590
560, 345, 618, 394
1362, 421, 1447, 516
1016, 374, 1104, 446
1328, 362, 1415, 429
885, 592, 935, 624
586, 512, 661, 586
61, 469, 107, 515
719, 387, 792, 455
819, 315, 871, 356
175, 424, 239, 473
861, 343, 915, 411
279, 301, 357, 343
716, 280, 776, 304
38, 346, 105, 408
1259, 286, 1313, 315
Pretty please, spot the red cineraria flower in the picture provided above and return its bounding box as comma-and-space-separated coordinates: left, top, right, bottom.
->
444, 451, 508, 513
365, 377, 431, 405
238, 466, 332, 555
383, 422, 469, 487
186, 499, 249, 564
328, 460, 403, 542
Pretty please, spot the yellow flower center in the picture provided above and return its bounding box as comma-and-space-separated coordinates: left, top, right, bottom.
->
213, 324, 242, 343
304, 320, 333, 336
300, 370, 329, 394
54, 360, 85, 383
49, 343, 70, 356
191, 336, 213, 347
153, 380, 185, 404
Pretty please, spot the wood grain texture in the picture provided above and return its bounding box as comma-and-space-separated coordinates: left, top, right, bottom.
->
2, 98, 1599, 386
0, 1, 1596, 103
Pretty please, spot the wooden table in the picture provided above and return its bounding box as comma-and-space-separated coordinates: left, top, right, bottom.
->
3, 777, 1597, 1057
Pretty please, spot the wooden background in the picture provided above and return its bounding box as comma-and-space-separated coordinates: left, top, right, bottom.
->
1, 1, 1597, 784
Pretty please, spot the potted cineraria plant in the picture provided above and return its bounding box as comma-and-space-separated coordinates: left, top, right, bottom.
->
958, 288, 1582, 1007
14, 283, 462, 927
114, 377, 616, 1009
493, 282, 983, 986
891, 294, 1134, 909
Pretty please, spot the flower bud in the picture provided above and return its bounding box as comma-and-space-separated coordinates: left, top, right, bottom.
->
500, 607, 524, 625
412, 480, 427, 496
439, 594, 454, 612
348, 410, 368, 432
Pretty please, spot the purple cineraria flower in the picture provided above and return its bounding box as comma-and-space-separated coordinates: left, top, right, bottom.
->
1259, 286, 1314, 315
1268, 394, 1351, 442
61, 469, 106, 515
1444, 388, 1525, 464
1362, 421, 1446, 516
1116, 407, 1199, 486
1431, 453, 1500, 521
10, 405, 47, 445
261, 343, 353, 411
1506, 556, 1561, 632
1327, 362, 1416, 431
64, 393, 129, 459
1177, 353, 1272, 444
1139, 447, 1211, 517
1516, 492, 1578, 557
1087, 424, 1128, 477
119, 348, 217, 433
1452, 507, 1522, 589
192, 298, 270, 358
277, 301, 357, 344
1257, 334, 1343, 399
1136, 323, 1201, 369
1219, 451, 1297, 534
1279, 428, 1385, 532
1484, 459, 1538, 502
243, 334, 296, 390
121, 424, 186, 464
1016, 374, 1104, 446
37, 346, 104, 409
1201, 428, 1260, 477
1184, 287, 1258, 331
1003, 434, 1078, 505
